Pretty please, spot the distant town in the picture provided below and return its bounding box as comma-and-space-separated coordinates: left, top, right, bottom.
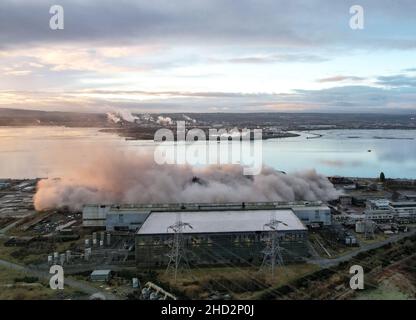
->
1, 108, 416, 141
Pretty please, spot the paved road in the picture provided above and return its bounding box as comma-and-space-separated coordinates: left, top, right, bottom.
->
0, 258, 120, 300
308, 228, 416, 268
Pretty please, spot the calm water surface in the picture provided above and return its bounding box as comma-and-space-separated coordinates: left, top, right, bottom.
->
0, 127, 415, 179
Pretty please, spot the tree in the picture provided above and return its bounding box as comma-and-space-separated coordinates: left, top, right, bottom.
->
379, 172, 386, 182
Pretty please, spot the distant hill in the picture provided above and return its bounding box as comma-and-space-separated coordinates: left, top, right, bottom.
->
0, 108, 112, 127
1, 108, 416, 131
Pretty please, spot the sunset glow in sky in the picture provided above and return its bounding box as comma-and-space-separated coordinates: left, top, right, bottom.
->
1, 0, 416, 113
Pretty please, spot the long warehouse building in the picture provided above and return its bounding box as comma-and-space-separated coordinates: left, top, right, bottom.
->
83, 201, 331, 231
135, 209, 309, 267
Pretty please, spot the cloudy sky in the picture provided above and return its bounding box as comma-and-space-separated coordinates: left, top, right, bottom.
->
0, 0, 416, 113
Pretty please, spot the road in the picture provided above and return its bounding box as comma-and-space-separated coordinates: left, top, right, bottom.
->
0, 258, 120, 300
308, 228, 416, 268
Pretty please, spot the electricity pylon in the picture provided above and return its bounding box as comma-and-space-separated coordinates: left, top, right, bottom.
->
260, 218, 288, 279
364, 217, 375, 240
165, 213, 193, 282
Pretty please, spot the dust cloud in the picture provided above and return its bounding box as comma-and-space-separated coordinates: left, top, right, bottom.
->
34, 146, 341, 211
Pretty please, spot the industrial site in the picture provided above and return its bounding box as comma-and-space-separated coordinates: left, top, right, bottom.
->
1, 0, 416, 310
1, 175, 416, 300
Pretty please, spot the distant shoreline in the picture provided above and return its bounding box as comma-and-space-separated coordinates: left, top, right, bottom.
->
3, 124, 416, 142
99, 127, 300, 141
2, 108, 416, 142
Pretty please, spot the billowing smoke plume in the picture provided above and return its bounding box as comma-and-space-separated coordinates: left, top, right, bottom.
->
106, 109, 139, 123
106, 112, 122, 123
34, 148, 341, 211
156, 116, 173, 125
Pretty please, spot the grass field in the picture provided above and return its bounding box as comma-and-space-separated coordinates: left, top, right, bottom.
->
354, 279, 411, 300
0, 266, 87, 300
157, 264, 320, 299
0, 238, 81, 265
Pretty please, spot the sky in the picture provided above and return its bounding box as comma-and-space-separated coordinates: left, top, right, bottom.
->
0, 0, 416, 114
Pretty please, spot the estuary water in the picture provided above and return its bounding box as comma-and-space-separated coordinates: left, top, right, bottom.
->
0, 126, 415, 179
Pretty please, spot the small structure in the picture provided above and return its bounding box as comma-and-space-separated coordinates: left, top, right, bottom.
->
82, 205, 111, 228
90, 270, 112, 282
345, 235, 358, 246
0, 181, 11, 190
363, 209, 394, 222
132, 278, 140, 288
366, 199, 390, 211
291, 205, 331, 227
82, 204, 150, 230
106, 208, 150, 231
339, 195, 352, 206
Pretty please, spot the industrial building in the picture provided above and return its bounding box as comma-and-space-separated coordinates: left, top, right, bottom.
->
83, 201, 332, 230
106, 207, 150, 231
363, 199, 416, 221
82, 204, 110, 228
291, 205, 331, 227
81, 201, 332, 267
339, 195, 352, 206
135, 209, 309, 268
343, 199, 416, 224
0, 180, 11, 190
363, 210, 394, 222
366, 199, 391, 211
390, 201, 416, 221
90, 269, 112, 282
82, 204, 150, 230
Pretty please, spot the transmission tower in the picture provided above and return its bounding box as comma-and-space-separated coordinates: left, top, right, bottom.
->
260, 217, 288, 279
165, 213, 193, 282
364, 216, 375, 240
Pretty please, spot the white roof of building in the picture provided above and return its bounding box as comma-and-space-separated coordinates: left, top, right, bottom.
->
90, 270, 111, 276
137, 209, 307, 235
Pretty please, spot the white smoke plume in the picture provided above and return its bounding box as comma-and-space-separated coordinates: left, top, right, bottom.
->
106, 108, 139, 123
118, 109, 139, 122
34, 147, 341, 211
106, 112, 121, 123
156, 115, 173, 125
